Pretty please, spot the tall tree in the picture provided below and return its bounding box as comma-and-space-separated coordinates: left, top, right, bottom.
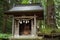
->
46, 0, 56, 28
2, 0, 10, 33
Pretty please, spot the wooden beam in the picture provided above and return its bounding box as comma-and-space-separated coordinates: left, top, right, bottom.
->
14, 16, 37, 19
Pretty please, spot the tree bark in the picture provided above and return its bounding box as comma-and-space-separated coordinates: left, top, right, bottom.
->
3, 15, 8, 33
46, 0, 56, 28
2, 0, 10, 33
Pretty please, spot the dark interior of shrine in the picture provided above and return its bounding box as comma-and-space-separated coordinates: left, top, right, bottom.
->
19, 20, 31, 35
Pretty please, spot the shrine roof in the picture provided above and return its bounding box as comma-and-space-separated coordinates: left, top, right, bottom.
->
4, 4, 44, 19
5, 4, 43, 13
9, 5, 43, 12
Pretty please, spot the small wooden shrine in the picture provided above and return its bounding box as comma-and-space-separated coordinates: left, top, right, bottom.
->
4, 4, 44, 38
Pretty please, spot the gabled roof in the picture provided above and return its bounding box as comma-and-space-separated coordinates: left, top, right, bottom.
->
5, 4, 43, 16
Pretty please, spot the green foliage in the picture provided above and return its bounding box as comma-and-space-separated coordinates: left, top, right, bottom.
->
39, 0, 60, 34
40, 27, 52, 34
13, 0, 41, 4
0, 0, 12, 33
0, 33, 12, 39
54, 0, 60, 28
21, 0, 30, 4
39, 21, 52, 34
0, 1, 4, 33
6, 17, 12, 33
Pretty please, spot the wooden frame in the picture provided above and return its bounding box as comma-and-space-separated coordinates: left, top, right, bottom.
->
12, 15, 37, 37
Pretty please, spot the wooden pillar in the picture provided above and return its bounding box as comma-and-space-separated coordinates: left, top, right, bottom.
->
17, 20, 19, 36
12, 16, 14, 36
34, 15, 37, 36
31, 19, 34, 35
14, 19, 16, 35
14, 19, 19, 37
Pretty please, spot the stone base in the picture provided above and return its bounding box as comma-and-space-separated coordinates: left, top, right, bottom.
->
9, 35, 43, 40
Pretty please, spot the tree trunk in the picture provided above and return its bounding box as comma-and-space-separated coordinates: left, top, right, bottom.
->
46, 0, 56, 28
2, 0, 10, 33
3, 15, 8, 33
